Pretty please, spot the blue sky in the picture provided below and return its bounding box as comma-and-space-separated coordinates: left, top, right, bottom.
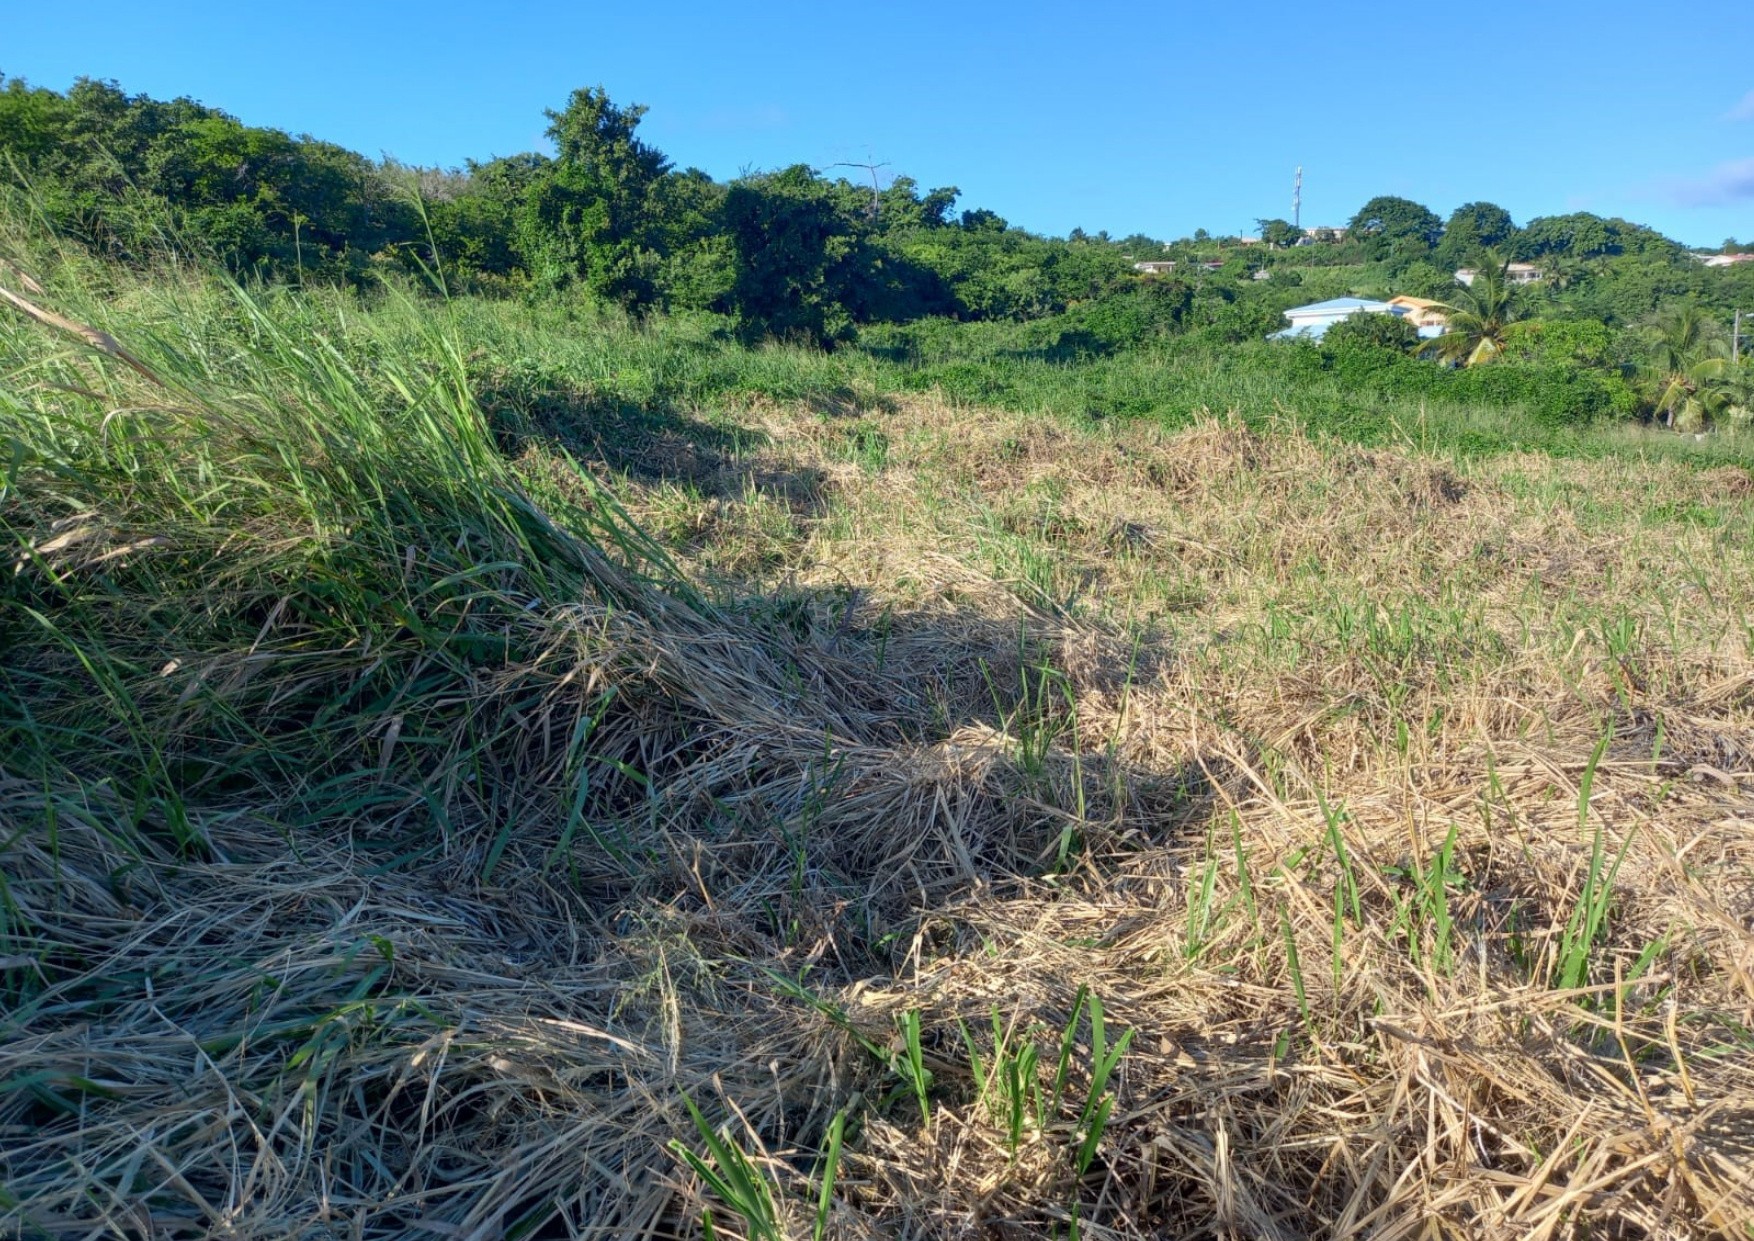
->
6, 0, 1752, 247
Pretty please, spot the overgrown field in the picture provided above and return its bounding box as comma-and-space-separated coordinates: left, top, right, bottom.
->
4, 241, 1754, 1240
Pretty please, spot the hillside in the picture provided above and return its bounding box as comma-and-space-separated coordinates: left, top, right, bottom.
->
3, 217, 1754, 1238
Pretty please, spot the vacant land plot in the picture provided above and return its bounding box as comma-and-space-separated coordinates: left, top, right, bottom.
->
3, 264, 1753, 1239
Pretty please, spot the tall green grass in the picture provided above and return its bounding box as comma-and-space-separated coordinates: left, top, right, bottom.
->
860, 317, 1754, 467
1, 256, 695, 891
377, 292, 1754, 471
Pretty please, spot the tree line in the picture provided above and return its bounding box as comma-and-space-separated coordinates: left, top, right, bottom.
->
0, 75, 1134, 343
1, 74, 1749, 426
1248, 195, 1753, 327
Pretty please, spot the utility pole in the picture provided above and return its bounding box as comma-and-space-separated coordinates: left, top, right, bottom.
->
1293, 166, 1302, 232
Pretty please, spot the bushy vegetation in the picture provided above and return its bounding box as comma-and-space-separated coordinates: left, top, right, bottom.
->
4, 71, 1750, 432
0, 75, 1127, 340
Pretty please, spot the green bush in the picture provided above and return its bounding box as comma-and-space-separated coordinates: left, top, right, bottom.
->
1323, 311, 1423, 354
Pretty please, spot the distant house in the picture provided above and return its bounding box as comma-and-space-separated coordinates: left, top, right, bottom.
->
1251, 269, 1273, 281
1198, 260, 1225, 272
1702, 253, 1754, 268
1268, 297, 1410, 342
1297, 226, 1346, 245
1132, 260, 1177, 274
1456, 263, 1542, 286
1386, 295, 1449, 335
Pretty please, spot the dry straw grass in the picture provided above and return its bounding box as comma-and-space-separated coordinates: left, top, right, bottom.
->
3, 273, 1754, 1240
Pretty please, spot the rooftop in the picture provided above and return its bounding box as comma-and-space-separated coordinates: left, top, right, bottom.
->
1284, 297, 1400, 316
1270, 298, 1408, 342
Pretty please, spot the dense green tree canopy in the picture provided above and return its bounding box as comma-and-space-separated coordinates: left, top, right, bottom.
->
721, 165, 865, 345
1436, 202, 1516, 266
510, 88, 677, 306
1517, 212, 1675, 261
1256, 218, 1301, 248
0, 74, 1127, 329
1324, 309, 1422, 353
1347, 196, 1443, 258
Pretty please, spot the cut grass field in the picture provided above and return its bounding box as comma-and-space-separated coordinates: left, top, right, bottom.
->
3, 232, 1754, 1239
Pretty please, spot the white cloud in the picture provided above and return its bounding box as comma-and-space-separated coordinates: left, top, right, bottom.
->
1727, 90, 1754, 121
1667, 156, 1754, 206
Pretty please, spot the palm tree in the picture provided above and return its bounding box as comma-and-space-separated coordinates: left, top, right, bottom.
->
1537, 252, 1586, 295
1427, 251, 1522, 366
1717, 365, 1754, 428
1639, 305, 1731, 430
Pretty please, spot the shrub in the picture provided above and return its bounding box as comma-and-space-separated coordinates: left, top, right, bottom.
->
1323, 310, 1423, 354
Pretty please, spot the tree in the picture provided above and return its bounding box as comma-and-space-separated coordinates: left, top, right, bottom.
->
1256, 217, 1300, 248
721, 164, 860, 345
1397, 260, 1454, 299
1324, 309, 1422, 353
1715, 364, 1754, 425
0, 75, 70, 166
1426, 251, 1524, 366
1518, 213, 1676, 262
1536, 252, 1586, 294
544, 87, 667, 187
649, 166, 731, 309
1638, 304, 1732, 429
1347, 196, 1442, 258
515, 86, 671, 307
872, 177, 958, 231
1437, 201, 1516, 266
1501, 318, 1617, 368
424, 153, 549, 280
917, 186, 960, 229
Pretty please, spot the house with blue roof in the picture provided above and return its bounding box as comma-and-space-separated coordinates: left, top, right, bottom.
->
1268, 297, 1411, 342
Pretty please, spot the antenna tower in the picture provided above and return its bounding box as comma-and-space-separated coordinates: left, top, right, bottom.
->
1293, 166, 1303, 231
